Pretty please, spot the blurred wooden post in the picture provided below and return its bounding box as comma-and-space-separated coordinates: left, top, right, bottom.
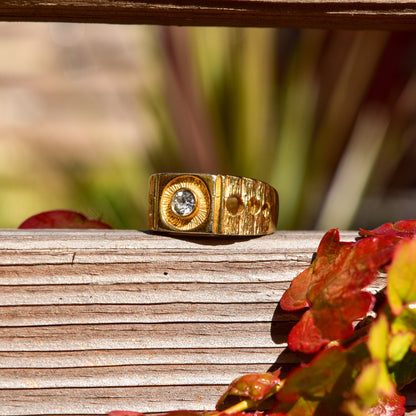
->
1, 229, 415, 415
1, 0, 416, 29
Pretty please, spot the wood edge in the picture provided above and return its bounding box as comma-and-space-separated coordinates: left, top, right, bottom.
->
1, 1, 416, 30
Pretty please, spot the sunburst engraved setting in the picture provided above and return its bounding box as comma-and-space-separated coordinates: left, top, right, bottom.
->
160, 175, 211, 231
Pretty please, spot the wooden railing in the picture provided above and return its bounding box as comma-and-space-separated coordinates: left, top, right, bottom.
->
1, 0, 416, 29
0, 229, 415, 415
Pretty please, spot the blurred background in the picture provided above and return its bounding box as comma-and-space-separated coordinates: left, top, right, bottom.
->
0, 23, 415, 230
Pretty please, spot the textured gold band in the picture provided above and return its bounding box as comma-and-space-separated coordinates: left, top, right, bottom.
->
148, 173, 278, 236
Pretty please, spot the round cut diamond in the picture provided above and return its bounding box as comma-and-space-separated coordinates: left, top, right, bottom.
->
171, 189, 196, 217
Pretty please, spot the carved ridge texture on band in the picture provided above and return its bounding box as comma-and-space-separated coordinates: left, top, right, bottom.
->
148, 173, 278, 236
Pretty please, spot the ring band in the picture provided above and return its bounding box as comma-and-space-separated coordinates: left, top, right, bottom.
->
148, 173, 278, 236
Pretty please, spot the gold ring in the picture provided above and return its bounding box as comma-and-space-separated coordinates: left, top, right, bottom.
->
148, 173, 278, 236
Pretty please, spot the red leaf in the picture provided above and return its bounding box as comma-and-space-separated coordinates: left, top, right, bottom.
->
287, 310, 330, 354
289, 291, 375, 354
359, 219, 416, 239
311, 287, 374, 340
107, 412, 145, 416
280, 229, 353, 311
367, 392, 406, 416
18, 209, 112, 229
216, 371, 282, 410
281, 228, 400, 353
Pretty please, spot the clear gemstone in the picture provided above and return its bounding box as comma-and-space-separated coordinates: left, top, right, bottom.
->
171, 189, 196, 217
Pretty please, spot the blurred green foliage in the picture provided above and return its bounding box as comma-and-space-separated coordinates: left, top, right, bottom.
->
147, 28, 416, 230
0, 25, 415, 230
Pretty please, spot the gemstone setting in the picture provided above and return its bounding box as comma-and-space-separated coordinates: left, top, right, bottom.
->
159, 175, 210, 231
171, 189, 197, 217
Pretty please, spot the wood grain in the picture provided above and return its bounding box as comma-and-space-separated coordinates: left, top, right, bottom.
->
0, 229, 414, 415
1, 0, 416, 30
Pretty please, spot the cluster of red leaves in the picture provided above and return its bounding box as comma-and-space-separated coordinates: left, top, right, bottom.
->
280, 220, 416, 354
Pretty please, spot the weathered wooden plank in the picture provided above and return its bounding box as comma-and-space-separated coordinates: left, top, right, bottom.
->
0, 303, 287, 326
0, 347, 298, 368
0, 230, 413, 415
0, 261, 298, 283
0, 385, 226, 415
2, 362, 296, 389
0, 229, 325, 264
1, 0, 416, 30
0, 322, 292, 350
0, 282, 291, 305
0, 384, 413, 415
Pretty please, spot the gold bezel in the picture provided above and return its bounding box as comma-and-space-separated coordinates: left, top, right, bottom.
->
159, 175, 211, 231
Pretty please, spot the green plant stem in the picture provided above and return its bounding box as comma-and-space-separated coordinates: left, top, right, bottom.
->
222, 399, 256, 413
222, 383, 284, 413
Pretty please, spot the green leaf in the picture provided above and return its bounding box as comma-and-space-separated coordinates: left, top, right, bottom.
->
388, 331, 415, 363
276, 347, 347, 402
367, 314, 389, 362
353, 361, 395, 407
276, 344, 366, 403
272, 396, 320, 416
390, 349, 416, 389
391, 306, 416, 353
387, 238, 416, 316
273, 343, 369, 415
